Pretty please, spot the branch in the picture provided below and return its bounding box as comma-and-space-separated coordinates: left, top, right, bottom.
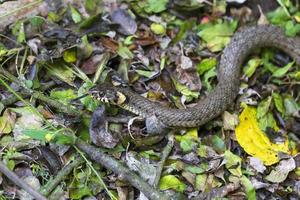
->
0, 161, 47, 200
75, 139, 171, 200
40, 155, 84, 196
154, 134, 174, 188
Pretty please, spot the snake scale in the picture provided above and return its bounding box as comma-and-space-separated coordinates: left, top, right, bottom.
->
91, 25, 300, 128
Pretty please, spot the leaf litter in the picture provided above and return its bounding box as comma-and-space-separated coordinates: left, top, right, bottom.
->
0, 0, 299, 199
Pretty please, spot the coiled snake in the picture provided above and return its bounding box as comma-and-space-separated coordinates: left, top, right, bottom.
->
90, 25, 300, 129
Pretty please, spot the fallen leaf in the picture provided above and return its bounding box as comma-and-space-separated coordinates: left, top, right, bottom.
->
111, 9, 137, 35
224, 150, 242, 177
235, 106, 292, 165
198, 21, 237, 52
159, 175, 187, 192
265, 158, 296, 183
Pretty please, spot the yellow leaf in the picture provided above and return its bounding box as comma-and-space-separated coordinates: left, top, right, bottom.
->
235, 106, 292, 166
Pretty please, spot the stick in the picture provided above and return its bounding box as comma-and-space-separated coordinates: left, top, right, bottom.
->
0, 161, 47, 200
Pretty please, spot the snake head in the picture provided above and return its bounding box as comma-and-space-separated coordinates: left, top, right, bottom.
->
89, 85, 127, 105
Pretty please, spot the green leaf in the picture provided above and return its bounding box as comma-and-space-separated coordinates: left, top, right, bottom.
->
224, 150, 242, 177
63, 49, 77, 63
243, 58, 261, 78
198, 20, 237, 52
284, 96, 299, 116
0, 110, 15, 134
78, 82, 99, 112
272, 92, 285, 115
257, 96, 272, 119
196, 58, 217, 75
185, 163, 208, 174
159, 175, 187, 192
272, 61, 294, 77
203, 67, 217, 91
145, 0, 168, 13
48, 11, 61, 22
70, 186, 92, 199
150, 23, 166, 35
258, 112, 277, 131
12, 21, 26, 43
28, 16, 45, 26
23, 129, 48, 142
195, 174, 207, 191
285, 20, 300, 36
117, 44, 134, 59
211, 135, 226, 153
172, 20, 195, 43
50, 89, 77, 105
172, 79, 199, 101
180, 139, 195, 152
267, 7, 290, 25
46, 61, 76, 86
69, 5, 82, 23
135, 70, 156, 78
241, 176, 256, 200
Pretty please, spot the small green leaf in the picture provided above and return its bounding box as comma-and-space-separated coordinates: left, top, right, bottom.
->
259, 112, 277, 131
185, 163, 207, 174
243, 58, 261, 78
28, 16, 45, 26
117, 44, 134, 59
267, 7, 290, 25
23, 129, 48, 142
272, 61, 294, 77
257, 96, 272, 119
241, 176, 256, 200
63, 49, 77, 63
48, 12, 61, 22
211, 135, 226, 153
0, 110, 15, 134
145, 0, 168, 13
203, 67, 217, 91
135, 70, 156, 78
180, 139, 195, 152
150, 23, 166, 35
285, 20, 300, 36
172, 79, 199, 101
224, 150, 242, 177
198, 20, 237, 52
70, 186, 92, 199
50, 89, 77, 104
69, 5, 82, 23
196, 58, 217, 75
284, 96, 299, 116
195, 174, 207, 191
272, 92, 285, 115
159, 175, 187, 192
46, 61, 76, 86
12, 21, 26, 43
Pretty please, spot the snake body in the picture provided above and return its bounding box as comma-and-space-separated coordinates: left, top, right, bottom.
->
94, 25, 300, 128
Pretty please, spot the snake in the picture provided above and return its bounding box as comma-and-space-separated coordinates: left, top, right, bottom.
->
90, 25, 300, 129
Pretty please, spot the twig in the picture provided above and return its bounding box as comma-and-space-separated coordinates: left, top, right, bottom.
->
192, 182, 240, 200
0, 161, 47, 200
153, 134, 174, 188
40, 155, 84, 197
2, 81, 57, 106
32, 92, 80, 116
0, 68, 81, 116
75, 139, 171, 200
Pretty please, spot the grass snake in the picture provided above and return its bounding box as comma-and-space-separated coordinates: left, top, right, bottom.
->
90, 25, 300, 129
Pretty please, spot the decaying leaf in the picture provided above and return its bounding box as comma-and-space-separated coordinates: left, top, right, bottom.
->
265, 158, 296, 183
